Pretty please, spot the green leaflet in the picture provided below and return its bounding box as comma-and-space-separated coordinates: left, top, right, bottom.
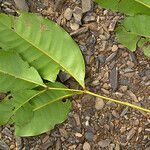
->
95, 0, 150, 15
0, 100, 14, 125
0, 82, 76, 136
116, 15, 150, 54
144, 45, 150, 57
13, 82, 75, 136
0, 51, 44, 92
116, 27, 140, 51
0, 12, 85, 88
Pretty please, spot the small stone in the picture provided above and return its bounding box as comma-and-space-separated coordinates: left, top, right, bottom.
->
98, 54, 106, 64
109, 67, 118, 91
106, 51, 118, 63
112, 45, 118, 52
115, 143, 120, 150
64, 8, 73, 20
119, 86, 128, 92
95, 98, 105, 110
14, 0, 29, 11
85, 132, 94, 141
58, 71, 70, 82
98, 139, 111, 148
82, 0, 93, 13
73, 7, 82, 24
145, 69, 150, 79
120, 107, 128, 117
83, 15, 95, 23
126, 128, 136, 141
73, 113, 81, 126
70, 22, 79, 30
83, 142, 91, 150
59, 128, 68, 139
75, 133, 82, 137
108, 17, 118, 31
0, 141, 10, 150
70, 27, 88, 36
127, 90, 138, 102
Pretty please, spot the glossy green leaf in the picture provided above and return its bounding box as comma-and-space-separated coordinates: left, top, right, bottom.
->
13, 82, 76, 136
95, 0, 150, 15
116, 27, 140, 51
0, 100, 13, 125
144, 45, 150, 57
116, 15, 150, 54
122, 15, 150, 38
0, 12, 85, 87
0, 51, 44, 92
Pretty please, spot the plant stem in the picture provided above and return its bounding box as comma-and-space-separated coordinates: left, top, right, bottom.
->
85, 90, 150, 113
47, 86, 150, 113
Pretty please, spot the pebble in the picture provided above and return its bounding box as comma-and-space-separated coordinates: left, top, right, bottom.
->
0, 140, 10, 150
126, 128, 136, 141
120, 107, 128, 117
111, 45, 118, 52
83, 142, 91, 150
106, 51, 118, 63
58, 71, 70, 82
83, 15, 95, 23
75, 133, 82, 137
119, 86, 128, 92
59, 128, 68, 139
70, 22, 79, 30
109, 67, 118, 91
70, 27, 88, 36
98, 139, 111, 148
85, 132, 94, 141
145, 69, 150, 79
127, 90, 138, 102
82, 0, 92, 13
64, 8, 73, 20
98, 54, 106, 64
73, 6, 82, 24
108, 18, 117, 31
14, 0, 29, 11
95, 98, 105, 110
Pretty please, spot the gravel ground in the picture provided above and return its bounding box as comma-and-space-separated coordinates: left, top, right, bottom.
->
0, 0, 150, 150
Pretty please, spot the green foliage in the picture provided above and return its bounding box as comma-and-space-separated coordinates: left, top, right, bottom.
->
95, 0, 150, 57
0, 12, 85, 87
0, 12, 150, 137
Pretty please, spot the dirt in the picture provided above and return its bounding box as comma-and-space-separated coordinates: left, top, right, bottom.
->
0, 0, 150, 150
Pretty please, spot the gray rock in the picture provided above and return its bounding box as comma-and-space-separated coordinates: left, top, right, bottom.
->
98, 54, 106, 64
55, 0, 65, 11
83, 14, 95, 23
0, 141, 10, 150
58, 71, 70, 82
14, 0, 29, 11
70, 27, 88, 36
85, 132, 94, 141
145, 69, 150, 79
106, 51, 118, 63
82, 0, 93, 13
109, 67, 118, 91
98, 139, 111, 148
73, 7, 82, 24
64, 8, 73, 20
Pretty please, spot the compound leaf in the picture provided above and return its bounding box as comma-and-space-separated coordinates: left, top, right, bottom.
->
0, 12, 85, 88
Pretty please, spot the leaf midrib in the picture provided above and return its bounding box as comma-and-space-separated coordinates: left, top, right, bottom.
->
0, 18, 83, 87
135, 0, 150, 8
33, 93, 74, 111
0, 69, 44, 87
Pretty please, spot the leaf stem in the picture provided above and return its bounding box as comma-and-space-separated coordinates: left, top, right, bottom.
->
47, 86, 150, 113
84, 90, 150, 113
